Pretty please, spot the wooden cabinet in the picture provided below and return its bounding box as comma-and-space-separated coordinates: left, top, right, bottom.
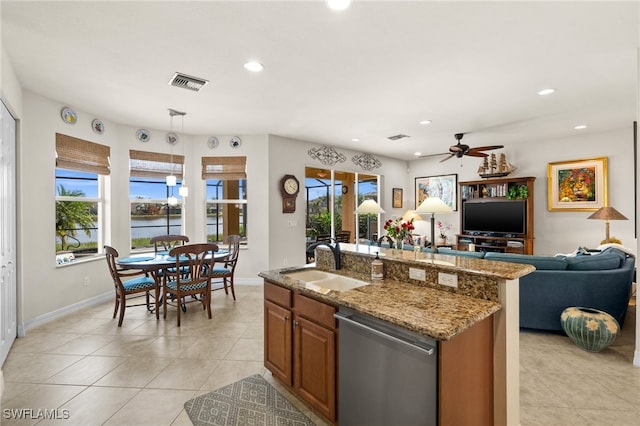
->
457, 176, 535, 254
264, 281, 337, 423
440, 315, 494, 426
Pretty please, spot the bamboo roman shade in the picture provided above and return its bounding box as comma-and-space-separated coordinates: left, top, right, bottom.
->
55, 133, 111, 175
202, 156, 247, 180
129, 150, 184, 179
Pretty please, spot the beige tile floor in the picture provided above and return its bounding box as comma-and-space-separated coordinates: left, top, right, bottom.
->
1, 285, 638, 425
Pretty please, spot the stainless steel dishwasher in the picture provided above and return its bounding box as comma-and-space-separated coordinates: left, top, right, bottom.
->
335, 308, 438, 426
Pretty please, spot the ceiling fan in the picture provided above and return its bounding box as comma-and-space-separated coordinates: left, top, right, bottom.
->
422, 133, 504, 162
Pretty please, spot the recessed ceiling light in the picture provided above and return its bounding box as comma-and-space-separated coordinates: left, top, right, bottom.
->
414, 152, 422, 156
243, 61, 264, 72
537, 88, 556, 96
327, 0, 351, 11
419, 120, 432, 125
574, 124, 588, 130
352, 138, 360, 142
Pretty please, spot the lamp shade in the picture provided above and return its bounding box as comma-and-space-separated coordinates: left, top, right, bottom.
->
402, 209, 423, 222
178, 185, 189, 197
587, 207, 628, 221
415, 197, 453, 214
355, 199, 385, 214
587, 206, 628, 244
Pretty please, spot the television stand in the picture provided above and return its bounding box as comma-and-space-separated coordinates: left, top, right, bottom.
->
458, 176, 535, 255
456, 234, 528, 255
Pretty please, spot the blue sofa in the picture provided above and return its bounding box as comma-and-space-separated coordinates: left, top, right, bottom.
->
438, 246, 635, 332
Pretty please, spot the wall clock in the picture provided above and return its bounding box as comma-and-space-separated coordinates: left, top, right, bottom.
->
280, 174, 299, 213
230, 136, 242, 149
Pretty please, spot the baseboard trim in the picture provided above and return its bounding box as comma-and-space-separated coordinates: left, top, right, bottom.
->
19, 291, 112, 336
18, 279, 263, 335
634, 350, 640, 367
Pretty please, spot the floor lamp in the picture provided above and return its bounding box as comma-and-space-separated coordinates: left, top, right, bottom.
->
415, 197, 453, 248
587, 206, 628, 244
355, 199, 385, 246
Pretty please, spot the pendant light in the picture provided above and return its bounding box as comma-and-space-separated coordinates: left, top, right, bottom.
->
177, 111, 188, 197
166, 108, 186, 205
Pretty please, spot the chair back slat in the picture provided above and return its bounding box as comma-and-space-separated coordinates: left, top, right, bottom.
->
150, 234, 189, 254
169, 243, 219, 289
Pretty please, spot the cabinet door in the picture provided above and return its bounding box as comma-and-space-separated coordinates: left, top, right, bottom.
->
294, 315, 336, 421
264, 300, 292, 386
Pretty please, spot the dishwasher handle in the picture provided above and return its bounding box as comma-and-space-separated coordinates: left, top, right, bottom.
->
335, 312, 435, 356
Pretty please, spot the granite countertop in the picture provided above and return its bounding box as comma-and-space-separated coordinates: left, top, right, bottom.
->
337, 243, 535, 280
259, 267, 502, 341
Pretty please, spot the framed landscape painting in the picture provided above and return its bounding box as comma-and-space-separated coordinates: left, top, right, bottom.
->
415, 174, 457, 211
547, 157, 608, 211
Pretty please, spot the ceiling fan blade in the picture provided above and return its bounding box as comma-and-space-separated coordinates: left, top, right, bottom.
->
466, 151, 489, 158
468, 145, 504, 153
439, 154, 456, 162
418, 152, 449, 158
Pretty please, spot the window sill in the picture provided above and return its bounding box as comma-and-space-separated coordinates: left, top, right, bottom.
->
55, 254, 104, 268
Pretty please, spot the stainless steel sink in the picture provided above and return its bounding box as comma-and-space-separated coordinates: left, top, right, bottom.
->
284, 270, 371, 294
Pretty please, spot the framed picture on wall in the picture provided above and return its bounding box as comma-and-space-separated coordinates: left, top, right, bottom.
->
392, 188, 403, 208
415, 174, 458, 211
547, 157, 608, 211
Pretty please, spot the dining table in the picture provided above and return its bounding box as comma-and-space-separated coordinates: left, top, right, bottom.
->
116, 249, 229, 312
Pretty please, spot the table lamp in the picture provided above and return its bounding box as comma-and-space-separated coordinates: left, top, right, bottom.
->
587, 206, 628, 244
415, 197, 453, 248
355, 199, 385, 246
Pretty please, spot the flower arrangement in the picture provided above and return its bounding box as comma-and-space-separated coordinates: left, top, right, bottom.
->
383, 217, 415, 241
436, 221, 451, 239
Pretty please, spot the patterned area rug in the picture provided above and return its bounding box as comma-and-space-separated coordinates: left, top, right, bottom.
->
184, 374, 316, 426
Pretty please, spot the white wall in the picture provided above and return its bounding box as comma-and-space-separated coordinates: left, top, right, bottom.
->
267, 134, 410, 270
409, 127, 637, 255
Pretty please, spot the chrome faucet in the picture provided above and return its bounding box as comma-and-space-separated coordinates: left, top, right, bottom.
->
307, 240, 342, 270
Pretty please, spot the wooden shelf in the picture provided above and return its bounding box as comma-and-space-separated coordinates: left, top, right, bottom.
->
457, 177, 535, 255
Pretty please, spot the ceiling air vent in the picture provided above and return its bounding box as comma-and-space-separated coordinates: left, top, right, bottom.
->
387, 134, 410, 141
169, 72, 209, 92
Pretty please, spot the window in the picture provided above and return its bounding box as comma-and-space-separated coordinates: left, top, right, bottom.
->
55, 133, 109, 262
202, 156, 247, 243
130, 150, 185, 249
304, 167, 380, 244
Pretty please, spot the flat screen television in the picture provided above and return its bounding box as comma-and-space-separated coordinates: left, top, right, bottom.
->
462, 200, 526, 236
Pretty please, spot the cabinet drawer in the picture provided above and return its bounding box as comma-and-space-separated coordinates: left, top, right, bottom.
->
265, 281, 292, 308
294, 293, 336, 330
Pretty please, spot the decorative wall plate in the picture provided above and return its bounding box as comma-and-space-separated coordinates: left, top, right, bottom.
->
60, 107, 77, 125
136, 129, 151, 143
91, 119, 104, 134
207, 136, 219, 149
166, 132, 178, 145
230, 136, 242, 149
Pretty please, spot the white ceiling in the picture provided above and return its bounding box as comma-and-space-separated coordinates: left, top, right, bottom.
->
2, 1, 638, 160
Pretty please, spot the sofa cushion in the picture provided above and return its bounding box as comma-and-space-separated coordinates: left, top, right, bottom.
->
566, 251, 623, 270
437, 248, 485, 258
484, 252, 568, 270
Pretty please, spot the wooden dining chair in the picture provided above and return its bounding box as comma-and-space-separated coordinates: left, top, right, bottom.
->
104, 245, 159, 326
162, 243, 219, 326
209, 234, 241, 300
149, 234, 189, 254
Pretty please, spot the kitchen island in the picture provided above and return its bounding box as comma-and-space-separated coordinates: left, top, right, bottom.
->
259, 243, 534, 425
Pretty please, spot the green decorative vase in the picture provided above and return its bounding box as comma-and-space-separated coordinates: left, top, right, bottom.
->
560, 307, 619, 352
